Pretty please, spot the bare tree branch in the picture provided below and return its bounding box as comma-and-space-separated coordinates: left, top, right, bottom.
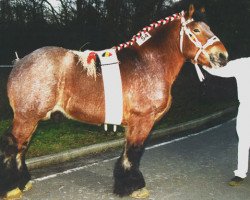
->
42, 0, 61, 25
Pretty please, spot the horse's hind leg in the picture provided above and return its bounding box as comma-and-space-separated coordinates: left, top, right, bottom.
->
113, 115, 154, 198
0, 116, 38, 198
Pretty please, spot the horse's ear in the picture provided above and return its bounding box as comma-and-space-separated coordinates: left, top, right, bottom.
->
200, 7, 206, 13
187, 4, 195, 19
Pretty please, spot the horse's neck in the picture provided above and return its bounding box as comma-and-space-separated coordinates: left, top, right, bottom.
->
138, 20, 185, 84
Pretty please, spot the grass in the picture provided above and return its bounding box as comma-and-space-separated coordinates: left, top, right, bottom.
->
0, 119, 124, 158
27, 120, 125, 158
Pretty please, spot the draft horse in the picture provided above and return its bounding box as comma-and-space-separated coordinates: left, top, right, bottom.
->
0, 4, 228, 199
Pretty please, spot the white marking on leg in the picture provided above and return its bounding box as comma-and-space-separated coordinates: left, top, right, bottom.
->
16, 153, 22, 170
4, 156, 11, 166
122, 154, 132, 170
122, 142, 132, 170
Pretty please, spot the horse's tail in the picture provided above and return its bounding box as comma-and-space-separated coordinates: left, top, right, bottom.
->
12, 59, 20, 66
12, 52, 21, 66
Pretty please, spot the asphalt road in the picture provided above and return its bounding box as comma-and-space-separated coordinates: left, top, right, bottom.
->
22, 119, 250, 200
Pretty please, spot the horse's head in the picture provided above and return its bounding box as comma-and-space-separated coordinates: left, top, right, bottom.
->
180, 4, 228, 68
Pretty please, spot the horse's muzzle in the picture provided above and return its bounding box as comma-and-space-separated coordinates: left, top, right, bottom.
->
209, 52, 228, 68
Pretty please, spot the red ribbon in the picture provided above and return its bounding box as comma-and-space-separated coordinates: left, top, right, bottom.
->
87, 52, 96, 64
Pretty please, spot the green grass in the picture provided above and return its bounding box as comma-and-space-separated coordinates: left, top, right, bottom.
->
26, 120, 124, 158
0, 119, 124, 158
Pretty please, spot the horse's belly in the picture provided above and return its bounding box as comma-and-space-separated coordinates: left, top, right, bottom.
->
43, 104, 74, 120
63, 97, 105, 125
43, 102, 105, 125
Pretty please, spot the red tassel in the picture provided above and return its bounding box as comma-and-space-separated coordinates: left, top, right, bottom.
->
87, 52, 96, 64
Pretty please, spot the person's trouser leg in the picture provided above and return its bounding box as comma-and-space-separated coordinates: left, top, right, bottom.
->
234, 103, 250, 179
234, 139, 250, 178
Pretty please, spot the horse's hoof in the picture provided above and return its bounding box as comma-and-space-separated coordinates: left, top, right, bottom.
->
4, 188, 22, 200
130, 187, 149, 199
22, 181, 33, 192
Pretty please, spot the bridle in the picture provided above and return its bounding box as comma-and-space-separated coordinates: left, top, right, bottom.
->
179, 11, 220, 81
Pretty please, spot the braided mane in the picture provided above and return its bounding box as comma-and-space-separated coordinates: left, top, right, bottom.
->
115, 12, 183, 51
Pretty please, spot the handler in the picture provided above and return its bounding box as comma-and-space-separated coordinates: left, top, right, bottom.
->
203, 57, 250, 186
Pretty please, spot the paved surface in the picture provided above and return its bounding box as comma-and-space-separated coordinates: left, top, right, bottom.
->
22, 119, 250, 200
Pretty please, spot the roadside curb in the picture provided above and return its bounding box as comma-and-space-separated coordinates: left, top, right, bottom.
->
26, 106, 236, 170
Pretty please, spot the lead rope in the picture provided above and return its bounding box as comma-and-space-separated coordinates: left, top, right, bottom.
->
194, 64, 205, 81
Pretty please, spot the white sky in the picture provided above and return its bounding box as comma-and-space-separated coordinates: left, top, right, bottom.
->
47, 0, 61, 9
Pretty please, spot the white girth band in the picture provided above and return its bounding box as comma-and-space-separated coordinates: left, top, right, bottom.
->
96, 49, 123, 131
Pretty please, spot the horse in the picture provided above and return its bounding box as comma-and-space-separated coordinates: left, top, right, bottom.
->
0, 4, 228, 199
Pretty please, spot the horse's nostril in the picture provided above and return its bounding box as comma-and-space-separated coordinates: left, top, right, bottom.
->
209, 54, 215, 62
219, 53, 228, 66
219, 53, 227, 61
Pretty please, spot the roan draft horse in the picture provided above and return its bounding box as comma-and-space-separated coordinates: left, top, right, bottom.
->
0, 4, 228, 199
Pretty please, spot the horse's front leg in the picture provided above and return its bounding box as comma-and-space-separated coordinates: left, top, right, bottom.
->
113, 115, 154, 198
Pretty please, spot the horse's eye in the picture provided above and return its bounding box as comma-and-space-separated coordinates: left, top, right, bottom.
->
193, 29, 200, 33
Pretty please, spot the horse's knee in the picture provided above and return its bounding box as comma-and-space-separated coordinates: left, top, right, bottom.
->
113, 144, 145, 196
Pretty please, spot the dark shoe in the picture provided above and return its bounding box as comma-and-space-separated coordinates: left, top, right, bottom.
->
228, 176, 244, 186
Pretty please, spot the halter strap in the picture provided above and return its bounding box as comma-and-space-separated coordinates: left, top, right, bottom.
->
180, 17, 194, 53
179, 12, 220, 82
